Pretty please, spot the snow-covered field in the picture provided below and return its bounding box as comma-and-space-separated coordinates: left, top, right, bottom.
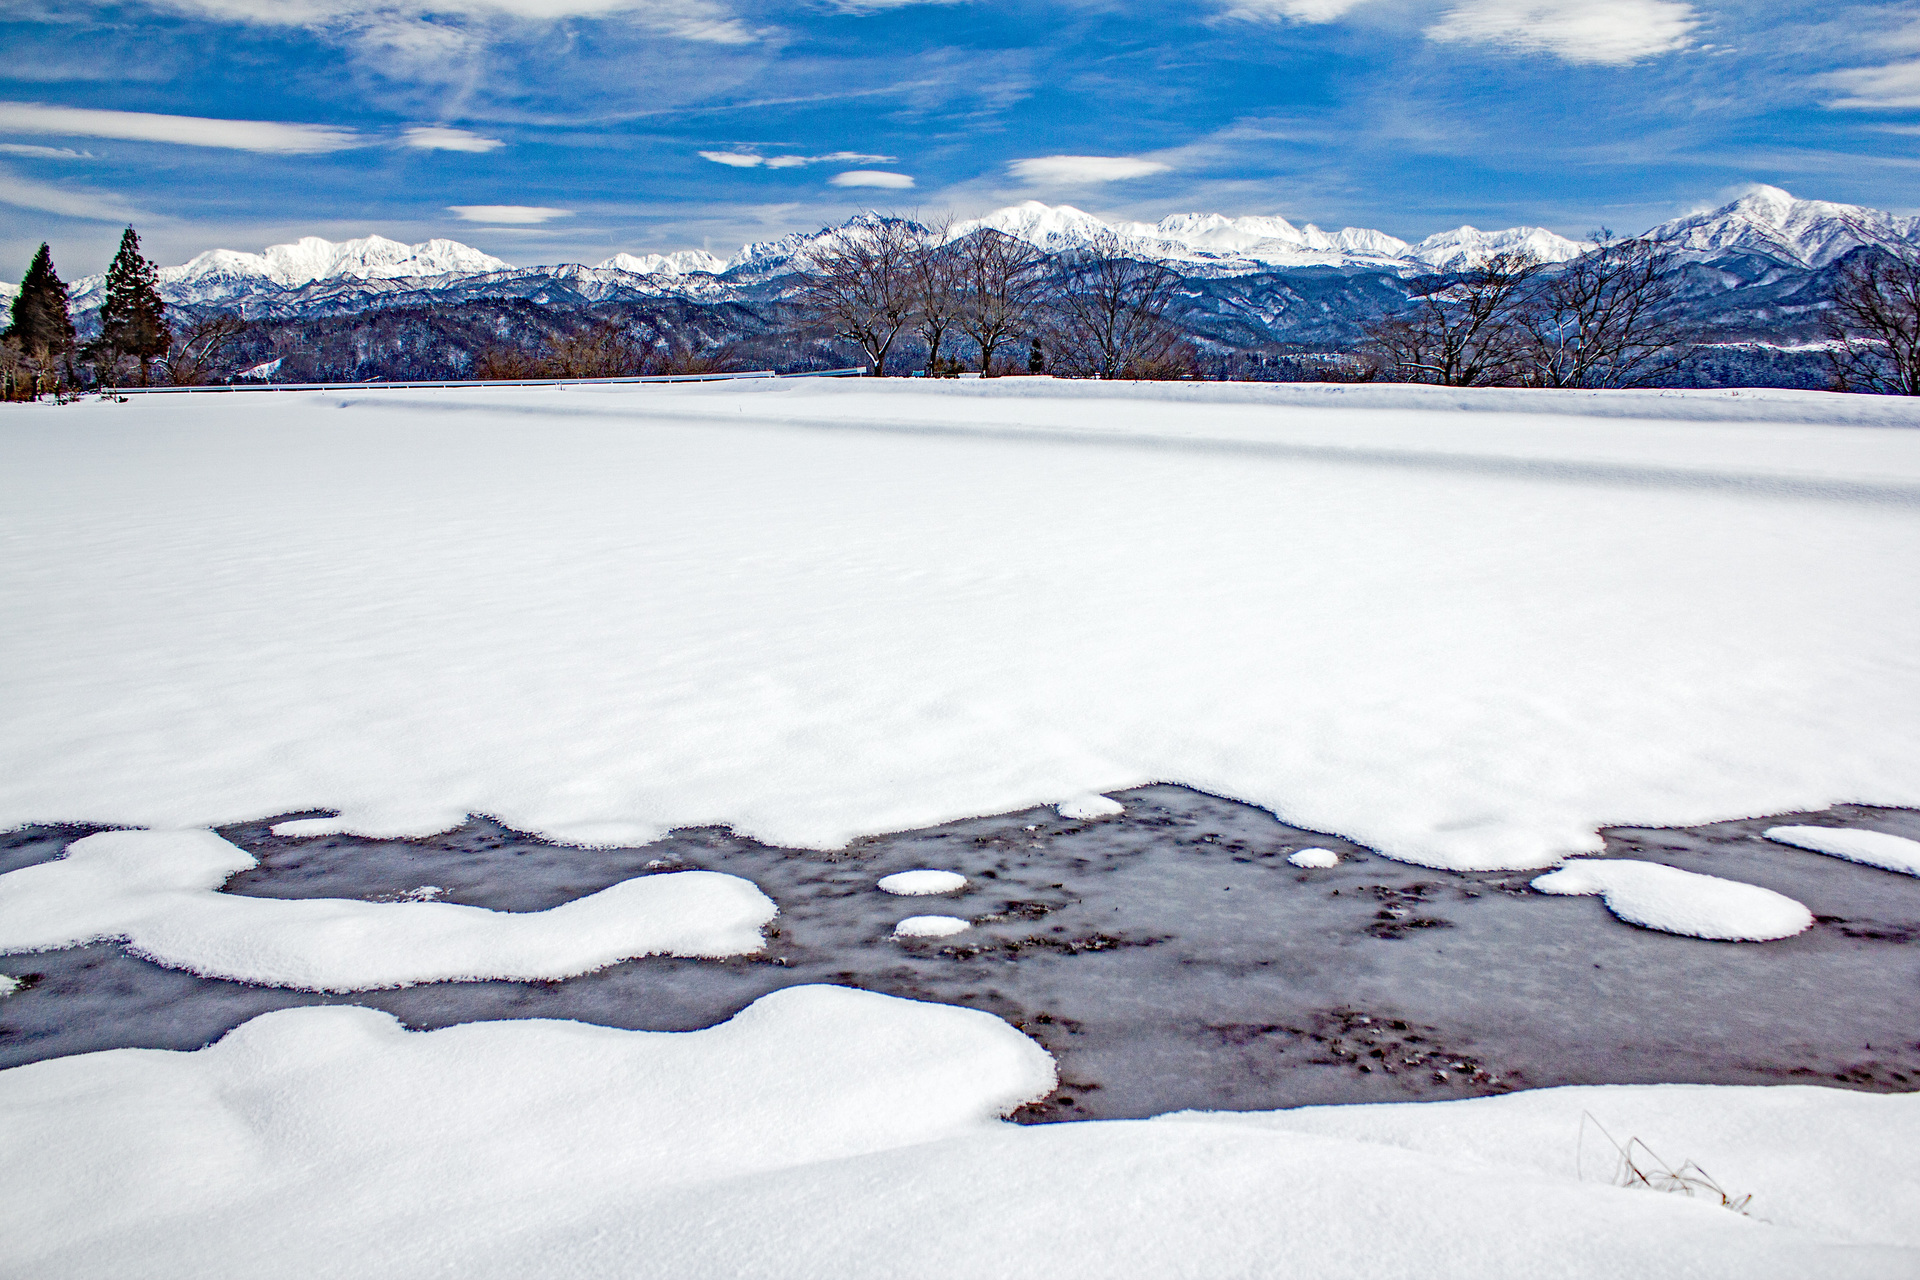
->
4, 379, 1919, 1275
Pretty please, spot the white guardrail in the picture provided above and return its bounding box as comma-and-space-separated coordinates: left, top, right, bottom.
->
102, 368, 868, 395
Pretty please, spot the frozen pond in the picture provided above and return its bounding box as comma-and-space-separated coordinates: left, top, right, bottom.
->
3, 784, 1917, 1120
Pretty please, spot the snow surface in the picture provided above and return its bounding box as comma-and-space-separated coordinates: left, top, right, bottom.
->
0, 829, 775, 991
2, 990, 1914, 1278
877, 869, 968, 895
0, 974, 17, 996
893, 915, 972, 938
2, 380, 1918, 872
1764, 826, 1920, 876
1531, 859, 1815, 941
1058, 795, 1125, 820
1288, 848, 1342, 869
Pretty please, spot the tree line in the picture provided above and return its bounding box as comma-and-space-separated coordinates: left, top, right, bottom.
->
2, 227, 248, 399
9, 217, 1920, 397
792, 217, 1192, 379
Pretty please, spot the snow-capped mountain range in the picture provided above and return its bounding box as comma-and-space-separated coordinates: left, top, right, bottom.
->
30, 186, 1919, 316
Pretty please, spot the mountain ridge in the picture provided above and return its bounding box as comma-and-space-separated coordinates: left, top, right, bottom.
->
27, 187, 1919, 337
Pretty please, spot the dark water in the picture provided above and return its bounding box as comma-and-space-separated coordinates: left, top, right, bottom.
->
3, 786, 1916, 1121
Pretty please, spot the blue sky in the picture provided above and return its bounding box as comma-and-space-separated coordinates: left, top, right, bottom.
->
2, 0, 1918, 276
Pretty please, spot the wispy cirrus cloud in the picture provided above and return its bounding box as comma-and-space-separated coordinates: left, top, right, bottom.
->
1218, 0, 1369, 21
1426, 0, 1699, 65
1826, 60, 1920, 110
0, 102, 361, 153
0, 163, 147, 221
1010, 155, 1172, 184
0, 143, 92, 159
446, 204, 571, 222
700, 150, 894, 169
405, 126, 505, 152
146, 0, 764, 45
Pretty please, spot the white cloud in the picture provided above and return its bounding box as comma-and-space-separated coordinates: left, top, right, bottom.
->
0, 163, 145, 221
405, 126, 504, 152
702, 150, 895, 169
446, 204, 571, 222
1009, 155, 1172, 184
1826, 61, 1920, 110
0, 143, 89, 158
829, 170, 915, 188
0, 102, 361, 153
1220, 0, 1370, 21
1426, 0, 1698, 65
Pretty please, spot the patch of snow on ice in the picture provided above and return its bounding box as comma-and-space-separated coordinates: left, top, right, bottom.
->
1530, 859, 1813, 941
0, 829, 775, 991
1288, 848, 1341, 869
1763, 826, 1920, 877
1, 991, 1914, 1278
877, 869, 968, 895
893, 915, 971, 938
0, 974, 17, 996
1059, 795, 1125, 820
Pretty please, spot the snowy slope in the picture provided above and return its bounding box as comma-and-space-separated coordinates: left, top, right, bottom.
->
1647, 185, 1920, 268
953, 200, 1584, 275
67, 234, 512, 309
597, 249, 728, 277
2, 989, 1915, 1278
1, 380, 1916, 871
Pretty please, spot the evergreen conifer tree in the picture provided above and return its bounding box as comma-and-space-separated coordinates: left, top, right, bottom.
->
3, 244, 76, 395
97, 226, 170, 386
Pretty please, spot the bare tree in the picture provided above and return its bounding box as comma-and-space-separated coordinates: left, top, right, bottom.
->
1365, 250, 1540, 386
952, 228, 1045, 375
1047, 238, 1185, 379
794, 216, 920, 376
160, 313, 246, 386
908, 217, 963, 374
1823, 245, 1920, 395
1517, 232, 1687, 388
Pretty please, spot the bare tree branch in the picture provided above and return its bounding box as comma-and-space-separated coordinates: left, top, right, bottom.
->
1518, 231, 1688, 388
794, 216, 920, 377
953, 228, 1045, 376
1822, 234, 1920, 396
1046, 237, 1184, 379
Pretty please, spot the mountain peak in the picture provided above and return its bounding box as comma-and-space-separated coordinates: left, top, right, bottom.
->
1654, 185, 1920, 268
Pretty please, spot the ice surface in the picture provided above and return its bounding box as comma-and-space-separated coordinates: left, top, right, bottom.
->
13, 789, 1916, 1113
1288, 847, 1341, 868
877, 869, 968, 895
1531, 859, 1814, 941
893, 914, 972, 938
2, 990, 1914, 1279
0, 829, 774, 990
1765, 826, 1920, 876
2, 381, 1919, 871
1059, 795, 1125, 820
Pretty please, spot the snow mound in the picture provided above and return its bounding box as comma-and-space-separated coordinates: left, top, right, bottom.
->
1059, 795, 1125, 820
2, 992, 1914, 1278
893, 915, 971, 938
1531, 859, 1814, 941
1288, 848, 1341, 869
0, 829, 775, 991
1763, 826, 1920, 877
877, 869, 968, 895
